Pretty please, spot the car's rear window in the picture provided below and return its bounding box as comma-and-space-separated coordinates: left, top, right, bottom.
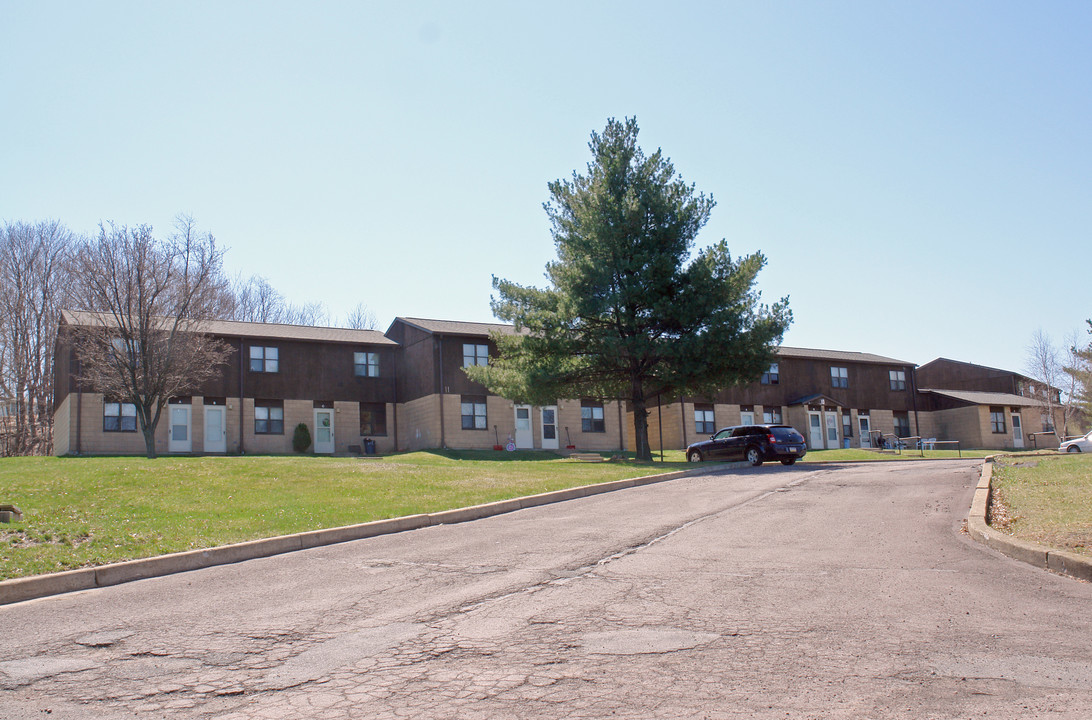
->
771, 426, 804, 442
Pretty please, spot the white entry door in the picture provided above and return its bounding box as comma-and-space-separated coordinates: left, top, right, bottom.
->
168, 405, 192, 453
858, 415, 872, 448
808, 413, 823, 449
314, 409, 335, 454
825, 412, 840, 449
514, 405, 534, 449
1012, 413, 1024, 449
540, 406, 559, 449
204, 406, 227, 453
740, 411, 755, 426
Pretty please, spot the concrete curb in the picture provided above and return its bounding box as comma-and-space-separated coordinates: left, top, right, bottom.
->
0, 462, 745, 606
966, 456, 1092, 582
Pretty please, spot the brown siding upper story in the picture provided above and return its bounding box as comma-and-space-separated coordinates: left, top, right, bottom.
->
703, 356, 918, 413
917, 358, 1022, 395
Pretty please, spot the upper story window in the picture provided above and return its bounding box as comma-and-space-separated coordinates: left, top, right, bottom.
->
694, 404, 715, 435
463, 343, 489, 367
761, 363, 779, 385
354, 351, 379, 377
103, 401, 137, 432
831, 366, 849, 389
581, 400, 605, 433
250, 346, 279, 373
889, 369, 906, 391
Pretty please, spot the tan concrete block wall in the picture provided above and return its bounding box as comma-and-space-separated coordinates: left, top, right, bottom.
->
562, 399, 624, 452
441, 394, 505, 450
224, 398, 242, 454
53, 394, 72, 456
241, 398, 312, 454
928, 406, 983, 448
69, 393, 167, 455
334, 401, 359, 454
398, 395, 441, 451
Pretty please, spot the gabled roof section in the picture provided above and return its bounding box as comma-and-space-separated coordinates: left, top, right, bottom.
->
776, 346, 913, 366
392, 317, 522, 338
61, 310, 398, 346
921, 388, 1044, 408
918, 357, 1021, 376
787, 393, 847, 407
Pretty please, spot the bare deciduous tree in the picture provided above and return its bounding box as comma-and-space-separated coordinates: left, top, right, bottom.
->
1025, 328, 1082, 438
68, 217, 231, 458
342, 302, 378, 331
0, 220, 73, 455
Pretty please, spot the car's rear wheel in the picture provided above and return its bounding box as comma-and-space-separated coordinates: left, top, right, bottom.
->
1067, 445, 1081, 453
687, 449, 704, 462
780, 458, 796, 466
746, 447, 763, 466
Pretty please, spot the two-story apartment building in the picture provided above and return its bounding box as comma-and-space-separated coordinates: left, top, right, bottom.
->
385, 318, 626, 452
53, 310, 399, 456
631, 347, 921, 452
52, 311, 1049, 455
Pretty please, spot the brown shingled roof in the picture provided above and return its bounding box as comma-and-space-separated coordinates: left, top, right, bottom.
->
61, 310, 398, 346
393, 317, 523, 338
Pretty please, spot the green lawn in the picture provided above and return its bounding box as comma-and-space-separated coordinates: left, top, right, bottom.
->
989, 453, 1092, 558
0, 451, 692, 580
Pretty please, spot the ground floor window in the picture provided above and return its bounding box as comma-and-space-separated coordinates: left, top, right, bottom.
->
103, 401, 137, 432
762, 407, 782, 424
461, 395, 487, 430
990, 406, 1006, 434
893, 411, 911, 438
255, 400, 284, 435
842, 411, 852, 438
360, 403, 387, 436
581, 400, 605, 433
694, 404, 715, 434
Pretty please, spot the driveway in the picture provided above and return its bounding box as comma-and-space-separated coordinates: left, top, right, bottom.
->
3, 460, 1091, 719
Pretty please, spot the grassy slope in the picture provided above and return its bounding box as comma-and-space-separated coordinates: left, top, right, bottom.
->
990, 454, 1092, 558
0, 451, 690, 580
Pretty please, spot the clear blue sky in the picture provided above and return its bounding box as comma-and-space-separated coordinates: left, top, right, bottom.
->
3, 1, 1090, 375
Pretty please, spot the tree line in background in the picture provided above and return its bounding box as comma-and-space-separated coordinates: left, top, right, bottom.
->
1025, 324, 1092, 437
0, 216, 376, 457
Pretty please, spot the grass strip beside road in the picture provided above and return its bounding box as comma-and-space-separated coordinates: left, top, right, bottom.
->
0, 451, 692, 581
989, 454, 1092, 559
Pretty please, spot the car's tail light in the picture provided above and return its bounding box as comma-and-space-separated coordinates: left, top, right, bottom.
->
768, 433, 777, 444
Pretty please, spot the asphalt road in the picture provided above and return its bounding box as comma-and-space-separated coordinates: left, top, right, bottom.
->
3, 459, 1091, 719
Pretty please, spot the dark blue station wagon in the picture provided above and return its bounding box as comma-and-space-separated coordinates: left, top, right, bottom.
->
685, 424, 808, 466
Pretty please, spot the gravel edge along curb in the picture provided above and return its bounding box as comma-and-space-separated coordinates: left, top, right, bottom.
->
0, 462, 747, 606
966, 456, 1092, 583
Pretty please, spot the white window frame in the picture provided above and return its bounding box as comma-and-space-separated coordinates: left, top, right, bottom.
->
354, 351, 379, 377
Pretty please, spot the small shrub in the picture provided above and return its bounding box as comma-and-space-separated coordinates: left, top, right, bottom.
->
292, 423, 312, 453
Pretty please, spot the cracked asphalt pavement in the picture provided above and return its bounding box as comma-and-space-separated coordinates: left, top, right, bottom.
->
4, 460, 1092, 719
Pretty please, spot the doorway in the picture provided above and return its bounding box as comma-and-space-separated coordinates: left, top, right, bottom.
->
168, 405, 192, 453
540, 405, 559, 450
514, 405, 533, 449
314, 409, 335, 454
204, 406, 227, 453
858, 414, 872, 448
1012, 413, 1024, 449
808, 413, 823, 449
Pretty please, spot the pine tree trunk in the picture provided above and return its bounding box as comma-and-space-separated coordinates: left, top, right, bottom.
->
631, 380, 653, 461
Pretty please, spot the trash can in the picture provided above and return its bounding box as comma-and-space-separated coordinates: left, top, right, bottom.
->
843, 438, 850, 449
364, 438, 376, 455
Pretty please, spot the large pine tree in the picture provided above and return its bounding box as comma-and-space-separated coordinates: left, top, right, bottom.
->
467, 117, 791, 461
